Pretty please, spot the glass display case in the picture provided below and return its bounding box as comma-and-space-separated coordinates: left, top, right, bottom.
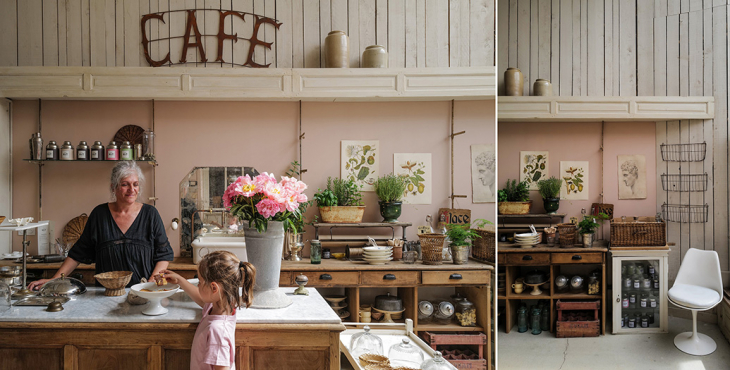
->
611, 248, 669, 334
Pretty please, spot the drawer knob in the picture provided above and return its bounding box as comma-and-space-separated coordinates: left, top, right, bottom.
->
572, 255, 582, 260
522, 255, 533, 261
449, 273, 463, 280
319, 274, 332, 280
383, 274, 396, 280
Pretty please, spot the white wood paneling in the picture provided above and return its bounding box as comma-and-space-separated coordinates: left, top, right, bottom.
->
2, 0, 494, 68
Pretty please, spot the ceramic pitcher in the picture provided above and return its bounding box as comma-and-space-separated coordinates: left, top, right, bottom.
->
325, 31, 349, 68
504, 68, 524, 96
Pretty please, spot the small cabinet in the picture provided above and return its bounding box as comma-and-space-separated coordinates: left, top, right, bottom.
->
611, 248, 669, 334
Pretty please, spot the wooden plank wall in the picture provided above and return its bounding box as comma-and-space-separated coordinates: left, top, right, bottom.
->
498, 0, 730, 280
0, 0, 495, 68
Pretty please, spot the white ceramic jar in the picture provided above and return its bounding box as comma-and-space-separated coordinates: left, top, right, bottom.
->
362, 45, 388, 68
325, 31, 349, 68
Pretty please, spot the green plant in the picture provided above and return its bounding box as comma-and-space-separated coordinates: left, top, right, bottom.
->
498, 189, 508, 202
329, 177, 363, 206
537, 177, 562, 199
285, 160, 303, 178
445, 221, 485, 247
472, 218, 494, 229
283, 161, 313, 233
501, 179, 530, 202
314, 177, 363, 207
373, 173, 408, 202
578, 212, 610, 234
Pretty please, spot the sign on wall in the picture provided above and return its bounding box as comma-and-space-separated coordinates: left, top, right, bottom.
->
141, 10, 281, 68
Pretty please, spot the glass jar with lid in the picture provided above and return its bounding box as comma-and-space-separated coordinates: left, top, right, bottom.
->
517, 305, 528, 333
349, 325, 383, 358
422, 351, 452, 370
418, 300, 434, 323
388, 338, 424, 368
454, 296, 476, 327
432, 300, 455, 325
309, 240, 322, 264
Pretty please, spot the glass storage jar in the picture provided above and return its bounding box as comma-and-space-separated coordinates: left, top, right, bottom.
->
310, 240, 321, 264
418, 300, 434, 323
454, 296, 476, 327
350, 325, 383, 358
433, 301, 455, 325
388, 338, 424, 368
517, 305, 528, 333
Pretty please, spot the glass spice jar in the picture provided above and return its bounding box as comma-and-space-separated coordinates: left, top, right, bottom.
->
454, 296, 476, 327
629, 293, 637, 309
640, 293, 649, 308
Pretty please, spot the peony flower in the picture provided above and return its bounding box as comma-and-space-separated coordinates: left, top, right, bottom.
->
256, 198, 283, 218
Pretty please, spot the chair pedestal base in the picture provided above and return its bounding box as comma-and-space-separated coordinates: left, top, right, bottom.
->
674, 331, 717, 356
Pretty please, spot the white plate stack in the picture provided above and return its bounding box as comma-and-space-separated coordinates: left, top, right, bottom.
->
362, 246, 393, 265
514, 233, 540, 248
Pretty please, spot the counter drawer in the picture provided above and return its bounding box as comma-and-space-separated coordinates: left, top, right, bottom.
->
279, 271, 292, 286
497, 253, 506, 265
361, 271, 419, 286
551, 253, 602, 264
294, 271, 359, 287
505, 253, 550, 266
421, 271, 488, 286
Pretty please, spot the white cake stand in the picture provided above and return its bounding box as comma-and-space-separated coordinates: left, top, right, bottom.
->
130, 282, 180, 315
0, 222, 45, 299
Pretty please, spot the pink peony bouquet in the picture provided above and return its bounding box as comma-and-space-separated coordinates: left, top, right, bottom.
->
223, 172, 308, 233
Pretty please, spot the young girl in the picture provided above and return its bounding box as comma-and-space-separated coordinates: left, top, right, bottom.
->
161, 251, 256, 370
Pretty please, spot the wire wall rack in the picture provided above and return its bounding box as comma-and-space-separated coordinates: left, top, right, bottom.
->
660, 173, 709, 192
661, 203, 709, 223
660, 142, 707, 162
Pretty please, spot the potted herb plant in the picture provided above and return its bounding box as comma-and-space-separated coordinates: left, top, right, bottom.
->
445, 219, 491, 264
577, 213, 609, 247
313, 177, 365, 223
537, 176, 562, 214
498, 179, 531, 215
373, 173, 408, 222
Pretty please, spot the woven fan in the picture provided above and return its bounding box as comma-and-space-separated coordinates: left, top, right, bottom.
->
113, 125, 145, 146
62, 213, 89, 246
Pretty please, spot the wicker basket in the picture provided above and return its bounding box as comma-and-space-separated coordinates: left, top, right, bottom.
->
472, 228, 495, 262
94, 271, 133, 296
610, 217, 666, 247
359, 353, 390, 368
418, 233, 447, 265
556, 223, 577, 247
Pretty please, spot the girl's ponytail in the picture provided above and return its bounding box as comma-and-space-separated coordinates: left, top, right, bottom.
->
239, 261, 256, 309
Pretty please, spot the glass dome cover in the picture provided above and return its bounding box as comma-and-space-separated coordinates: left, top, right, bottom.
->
349, 325, 383, 358
388, 338, 424, 368
421, 351, 455, 370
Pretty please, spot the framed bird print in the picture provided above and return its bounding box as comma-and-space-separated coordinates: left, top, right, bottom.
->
394, 153, 432, 204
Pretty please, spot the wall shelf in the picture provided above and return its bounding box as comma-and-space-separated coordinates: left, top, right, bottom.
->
498, 96, 714, 122
0, 66, 495, 101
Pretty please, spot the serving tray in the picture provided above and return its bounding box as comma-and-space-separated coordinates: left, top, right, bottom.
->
14, 296, 70, 306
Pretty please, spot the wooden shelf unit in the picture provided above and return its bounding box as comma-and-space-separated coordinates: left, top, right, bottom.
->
497, 246, 607, 335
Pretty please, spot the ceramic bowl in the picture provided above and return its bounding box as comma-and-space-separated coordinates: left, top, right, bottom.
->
324, 295, 347, 304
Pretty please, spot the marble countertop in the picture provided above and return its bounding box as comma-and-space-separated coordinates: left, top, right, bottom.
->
0, 287, 342, 325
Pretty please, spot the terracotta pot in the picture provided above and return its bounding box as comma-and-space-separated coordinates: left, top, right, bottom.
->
498, 201, 532, 215
325, 30, 349, 68
319, 206, 365, 223
362, 45, 388, 68
533, 79, 552, 96
504, 68, 524, 96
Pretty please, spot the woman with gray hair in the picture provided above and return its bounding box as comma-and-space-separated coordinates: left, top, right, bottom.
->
29, 161, 174, 290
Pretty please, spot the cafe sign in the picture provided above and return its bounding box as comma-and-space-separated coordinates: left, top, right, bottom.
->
141, 9, 281, 68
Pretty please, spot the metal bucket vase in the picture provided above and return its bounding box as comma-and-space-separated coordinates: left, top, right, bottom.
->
244, 221, 292, 309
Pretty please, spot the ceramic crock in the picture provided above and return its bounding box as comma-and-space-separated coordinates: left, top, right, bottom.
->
504, 68, 524, 96
362, 45, 388, 68
325, 30, 349, 68
533, 78, 553, 96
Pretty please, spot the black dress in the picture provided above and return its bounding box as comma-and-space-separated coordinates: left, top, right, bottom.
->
68, 203, 174, 286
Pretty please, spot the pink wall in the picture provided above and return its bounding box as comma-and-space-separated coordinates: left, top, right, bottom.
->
498, 121, 656, 237
11, 100, 495, 255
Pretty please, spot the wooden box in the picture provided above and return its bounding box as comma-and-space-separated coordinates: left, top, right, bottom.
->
421, 332, 487, 370
555, 300, 600, 338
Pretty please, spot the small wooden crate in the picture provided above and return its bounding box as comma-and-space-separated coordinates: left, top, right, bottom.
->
421, 332, 487, 370
555, 300, 600, 338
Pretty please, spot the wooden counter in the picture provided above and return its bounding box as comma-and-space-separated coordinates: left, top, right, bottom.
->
0, 287, 345, 370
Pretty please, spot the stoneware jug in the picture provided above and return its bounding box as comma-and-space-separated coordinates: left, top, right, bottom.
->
362, 45, 388, 68
504, 68, 524, 96
325, 30, 349, 68
533, 79, 552, 96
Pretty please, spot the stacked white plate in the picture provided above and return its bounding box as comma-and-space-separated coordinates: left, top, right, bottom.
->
514, 232, 540, 248
362, 246, 393, 265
